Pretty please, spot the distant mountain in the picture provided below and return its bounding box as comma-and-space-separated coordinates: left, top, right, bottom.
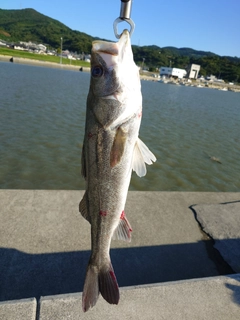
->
162, 46, 217, 58
0, 8, 96, 52
0, 8, 239, 82
0, 8, 227, 57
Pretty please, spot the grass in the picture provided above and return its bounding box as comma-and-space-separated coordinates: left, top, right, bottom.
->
0, 47, 90, 67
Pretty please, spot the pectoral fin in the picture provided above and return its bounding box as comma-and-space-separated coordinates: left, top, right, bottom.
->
132, 138, 156, 177
110, 127, 127, 168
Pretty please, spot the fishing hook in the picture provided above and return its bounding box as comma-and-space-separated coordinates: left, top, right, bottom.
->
113, 0, 135, 39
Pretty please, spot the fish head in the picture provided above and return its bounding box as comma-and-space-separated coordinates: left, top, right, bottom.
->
89, 30, 141, 123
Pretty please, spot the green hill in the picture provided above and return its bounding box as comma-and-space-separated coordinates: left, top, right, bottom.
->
0, 8, 95, 52
0, 8, 239, 82
163, 46, 217, 58
132, 45, 240, 82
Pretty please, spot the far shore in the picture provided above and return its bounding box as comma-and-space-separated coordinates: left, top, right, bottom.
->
0, 54, 90, 72
1, 54, 239, 90
0, 54, 156, 80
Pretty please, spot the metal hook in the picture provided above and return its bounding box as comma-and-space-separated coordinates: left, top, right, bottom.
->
113, 0, 135, 39
113, 17, 135, 39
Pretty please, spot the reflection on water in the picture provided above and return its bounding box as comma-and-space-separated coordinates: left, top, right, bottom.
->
0, 62, 239, 191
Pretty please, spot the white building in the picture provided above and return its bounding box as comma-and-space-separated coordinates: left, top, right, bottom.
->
160, 67, 187, 79
19, 41, 47, 52
14, 45, 26, 51
0, 40, 6, 46
187, 64, 201, 79
38, 44, 47, 52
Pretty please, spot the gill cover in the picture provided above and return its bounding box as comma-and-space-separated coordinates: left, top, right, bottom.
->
90, 30, 132, 98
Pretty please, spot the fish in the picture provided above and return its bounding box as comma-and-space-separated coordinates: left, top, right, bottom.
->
79, 29, 156, 312
204, 151, 222, 164
210, 156, 222, 164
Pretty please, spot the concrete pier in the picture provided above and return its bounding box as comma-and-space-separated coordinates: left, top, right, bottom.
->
0, 190, 239, 319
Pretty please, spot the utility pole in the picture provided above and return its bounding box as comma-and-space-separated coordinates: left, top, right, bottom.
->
60, 37, 63, 64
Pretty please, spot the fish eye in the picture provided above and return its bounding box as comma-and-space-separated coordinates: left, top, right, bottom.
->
92, 65, 103, 78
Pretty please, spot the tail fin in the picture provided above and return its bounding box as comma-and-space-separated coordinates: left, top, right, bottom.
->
82, 264, 99, 312
82, 262, 119, 312
99, 262, 119, 305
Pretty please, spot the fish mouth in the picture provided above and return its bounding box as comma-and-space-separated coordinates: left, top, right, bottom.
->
92, 29, 130, 61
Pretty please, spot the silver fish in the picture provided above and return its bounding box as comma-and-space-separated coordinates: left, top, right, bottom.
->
80, 30, 156, 312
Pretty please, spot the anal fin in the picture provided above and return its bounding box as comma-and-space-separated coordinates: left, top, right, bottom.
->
113, 211, 132, 242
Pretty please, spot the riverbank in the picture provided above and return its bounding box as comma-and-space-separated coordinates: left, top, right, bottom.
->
165, 79, 240, 92
1, 54, 240, 90
0, 54, 90, 72
0, 54, 158, 80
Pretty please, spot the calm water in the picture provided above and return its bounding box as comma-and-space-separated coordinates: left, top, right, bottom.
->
0, 62, 239, 191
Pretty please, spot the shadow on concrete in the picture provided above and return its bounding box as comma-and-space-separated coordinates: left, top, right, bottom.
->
0, 241, 235, 302
225, 275, 240, 305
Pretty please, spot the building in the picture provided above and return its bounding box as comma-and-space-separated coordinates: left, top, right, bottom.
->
18, 41, 47, 53
159, 67, 187, 79
0, 39, 7, 46
38, 44, 47, 52
187, 64, 201, 79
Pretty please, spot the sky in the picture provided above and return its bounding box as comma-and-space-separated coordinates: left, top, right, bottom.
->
1, 0, 239, 57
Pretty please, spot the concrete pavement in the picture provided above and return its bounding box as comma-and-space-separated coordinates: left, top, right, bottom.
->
0, 298, 36, 320
1, 276, 240, 319
0, 190, 239, 319
38, 274, 240, 320
193, 201, 240, 273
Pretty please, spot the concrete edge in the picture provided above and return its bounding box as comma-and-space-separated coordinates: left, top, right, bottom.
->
1, 274, 239, 319
1, 273, 238, 305
39, 273, 240, 301
0, 297, 37, 306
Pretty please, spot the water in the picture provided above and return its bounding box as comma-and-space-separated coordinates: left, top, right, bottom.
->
0, 62, 239, 191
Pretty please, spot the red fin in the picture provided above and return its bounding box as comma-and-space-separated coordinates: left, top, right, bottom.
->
112, 211, 132, 242
99, 263, 119, 305
82, 264, 99, 312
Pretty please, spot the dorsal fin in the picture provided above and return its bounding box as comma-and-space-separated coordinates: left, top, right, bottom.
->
81, 143, 87, 179
79, 192, 91, 223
